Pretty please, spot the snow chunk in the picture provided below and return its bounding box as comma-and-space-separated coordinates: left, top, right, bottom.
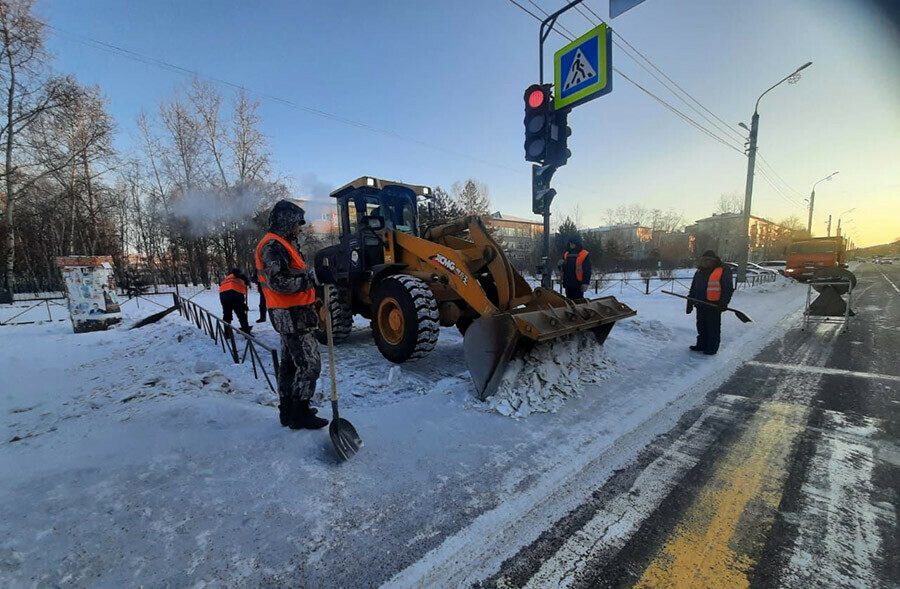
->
485, 332, 614, 418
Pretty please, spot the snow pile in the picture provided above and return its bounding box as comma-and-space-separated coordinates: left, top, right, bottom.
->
486, 331, 615, 418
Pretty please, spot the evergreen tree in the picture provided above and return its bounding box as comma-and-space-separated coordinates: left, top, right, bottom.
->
453, 179, 490, 215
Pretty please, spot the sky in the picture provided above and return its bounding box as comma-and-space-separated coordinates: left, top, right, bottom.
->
40, 0, 900, 247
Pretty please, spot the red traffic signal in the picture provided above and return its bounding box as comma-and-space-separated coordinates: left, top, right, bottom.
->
524, 84, 549, 111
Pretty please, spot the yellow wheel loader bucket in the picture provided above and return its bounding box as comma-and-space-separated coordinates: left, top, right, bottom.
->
463, 294, 636, 401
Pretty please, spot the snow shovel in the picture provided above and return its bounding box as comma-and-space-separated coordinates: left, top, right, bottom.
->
323, 283, 362, 461
661, 290, 753, 323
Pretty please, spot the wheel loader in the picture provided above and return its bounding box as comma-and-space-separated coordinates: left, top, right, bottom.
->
312, 176, 636, 400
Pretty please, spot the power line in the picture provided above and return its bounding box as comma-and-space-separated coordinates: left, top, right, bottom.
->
755, 166, 807, 210
581, 0, 745, 142
44, 23, 524, 174
524, 0, 577, 38
560, 2, 746, 151
508, 0, 745, 155
756, 151, 807, 198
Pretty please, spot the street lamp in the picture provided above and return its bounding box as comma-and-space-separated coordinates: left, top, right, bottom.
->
807, 171, 839, 235
737, 61, 812, 283
836, 208, 855, 237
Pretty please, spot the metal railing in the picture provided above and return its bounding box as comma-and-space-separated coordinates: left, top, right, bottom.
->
174, 294, 280, 394
0, 298, 68, 326
552, 271, 777, 296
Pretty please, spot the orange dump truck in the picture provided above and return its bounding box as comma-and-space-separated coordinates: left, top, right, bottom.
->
785, 237, 846, 281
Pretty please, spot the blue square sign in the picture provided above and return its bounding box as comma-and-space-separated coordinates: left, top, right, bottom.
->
554, 23, 612, 110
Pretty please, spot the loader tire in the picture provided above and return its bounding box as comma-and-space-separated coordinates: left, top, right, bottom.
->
371, 275, 439, 363
315, 286, 353, 345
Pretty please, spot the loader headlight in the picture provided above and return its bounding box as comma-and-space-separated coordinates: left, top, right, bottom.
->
366, 177, 375, 186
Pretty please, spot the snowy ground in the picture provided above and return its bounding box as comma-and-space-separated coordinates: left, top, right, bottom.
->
0, 276, 807, 587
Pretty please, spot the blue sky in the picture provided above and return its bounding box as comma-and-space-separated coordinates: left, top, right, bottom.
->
42, 0, 900, 246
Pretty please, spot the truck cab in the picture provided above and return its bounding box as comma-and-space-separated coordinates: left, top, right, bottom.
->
785, 237, 846, 281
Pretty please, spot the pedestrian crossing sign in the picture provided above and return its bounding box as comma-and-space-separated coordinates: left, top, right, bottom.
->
554, 23, 612, 110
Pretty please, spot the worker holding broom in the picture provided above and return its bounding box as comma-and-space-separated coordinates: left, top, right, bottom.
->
255, 200, 328, 430
686, 250, 733, 355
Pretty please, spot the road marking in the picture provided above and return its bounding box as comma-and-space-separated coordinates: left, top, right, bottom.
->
880, 271, 900, 293
745, 361, 900, 383
778, 411, 894, 588
634, 401, 807, 589
513, 396, 748, 589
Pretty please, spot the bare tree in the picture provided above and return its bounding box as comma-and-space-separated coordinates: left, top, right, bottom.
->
0, 0, 81, 288
604, 204, 649, 226
716, 192, 743, 215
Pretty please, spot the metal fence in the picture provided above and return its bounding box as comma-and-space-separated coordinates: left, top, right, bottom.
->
0, 298, 68, 326
552, 271, 777, 296
174, 294, 280, 394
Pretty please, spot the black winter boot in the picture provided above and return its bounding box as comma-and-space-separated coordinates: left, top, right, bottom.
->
288, 400, 328, 430
278, 397, 292, 427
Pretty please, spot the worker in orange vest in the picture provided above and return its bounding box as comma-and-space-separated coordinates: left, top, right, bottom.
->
687, 250, 733, 355
255, 200, 327, 430
218, 268, 252, 334
562, 234, 592, 300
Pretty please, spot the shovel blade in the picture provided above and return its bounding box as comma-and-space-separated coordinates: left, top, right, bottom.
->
463, 314, 524, 401
330, 418, 362, 461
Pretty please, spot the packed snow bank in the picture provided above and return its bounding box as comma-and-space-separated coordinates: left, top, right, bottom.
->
0, 275, 810, 587
486, 332, 615, 418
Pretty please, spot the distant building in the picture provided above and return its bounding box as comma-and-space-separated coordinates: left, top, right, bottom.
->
583, 223, 654, 260
687, 213, 793, 262
486, 212, 543, 262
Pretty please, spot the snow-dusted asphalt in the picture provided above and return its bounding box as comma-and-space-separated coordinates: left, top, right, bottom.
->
2, 270, 893, 587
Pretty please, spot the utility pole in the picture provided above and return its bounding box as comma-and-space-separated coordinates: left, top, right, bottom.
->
807, 188, 816, 235
736, 61, 812, 284
807, 171, 839, 236
738, 112, 759, 283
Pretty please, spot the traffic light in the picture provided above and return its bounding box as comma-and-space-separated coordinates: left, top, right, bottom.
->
532, 163, 557, 214
546, 109, 572, 167
524, 84, 552, 162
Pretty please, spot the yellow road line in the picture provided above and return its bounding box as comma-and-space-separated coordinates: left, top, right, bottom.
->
634, 401, 807, 589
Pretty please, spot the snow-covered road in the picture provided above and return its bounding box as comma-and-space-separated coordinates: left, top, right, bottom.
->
0, 277, 807, 587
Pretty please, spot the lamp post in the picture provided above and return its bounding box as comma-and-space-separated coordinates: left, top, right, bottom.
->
737, 61, 812, 283
836, 208, 855, 237
807, 171, 840, 235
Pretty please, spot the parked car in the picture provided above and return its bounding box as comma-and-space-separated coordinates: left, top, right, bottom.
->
748, 262, 779, 275
724, 262, 761, 276
758, 260, 787, 274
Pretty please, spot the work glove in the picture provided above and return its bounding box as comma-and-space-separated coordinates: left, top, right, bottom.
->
718, 301, 728, 312
581, 284, 589, 293
686, 301, 693, 314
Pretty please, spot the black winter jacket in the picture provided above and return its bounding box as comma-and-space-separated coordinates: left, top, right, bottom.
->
689, 260, 734, 307
562, 247, 592, 290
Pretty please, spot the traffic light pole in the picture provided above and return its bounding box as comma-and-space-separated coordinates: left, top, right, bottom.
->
536, 0, 585, 289
538, 0, 587, 84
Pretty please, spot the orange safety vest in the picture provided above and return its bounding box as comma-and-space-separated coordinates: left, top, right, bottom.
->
254, 232, 315, 308
218, 274, 247, 295
564, 249, 589, 282
707, 267, 724, 302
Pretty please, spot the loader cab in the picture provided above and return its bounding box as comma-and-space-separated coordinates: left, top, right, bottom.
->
325, 177, 431, 279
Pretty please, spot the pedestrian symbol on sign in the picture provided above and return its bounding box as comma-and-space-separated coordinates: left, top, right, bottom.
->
563, 48, 597, 91
554, 23, 612, 110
